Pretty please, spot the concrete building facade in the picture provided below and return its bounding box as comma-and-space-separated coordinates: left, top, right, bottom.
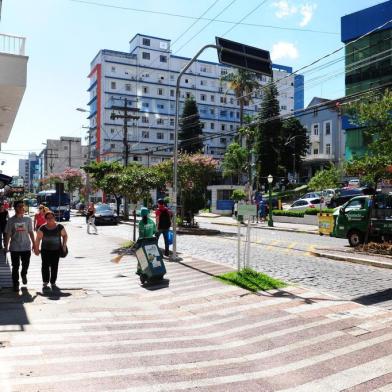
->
299, 97, 345, 180
18, 152, 39, 192
38, 137, 88, 179
87, 33, 304, 165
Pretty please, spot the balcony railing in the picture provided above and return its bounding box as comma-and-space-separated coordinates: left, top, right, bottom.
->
0, 33, 26, 56
304, 153, 334, 161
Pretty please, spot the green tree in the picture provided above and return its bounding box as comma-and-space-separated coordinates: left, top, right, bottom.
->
155, 153, 218, 220
281, 118, 310, 176
179, 97, 203, 153
308, 165, 342, 191
221, 142, 248, 184
345, 89, 392, 158
221, 69, 259, 126
231, 189, 246, 202
346, 155, 392, 186
254, 84, 282, 185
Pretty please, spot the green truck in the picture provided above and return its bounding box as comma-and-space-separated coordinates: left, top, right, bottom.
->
332, 194, 392, 246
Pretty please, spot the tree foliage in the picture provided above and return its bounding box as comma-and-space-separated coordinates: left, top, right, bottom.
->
221, 142, 248, 184
179, 97, 204, 153
345, 155, 392, 186
281, 117, 310, 174
155, 153, 218, 215
221, 69, 259, 126
307, 165, 342, 191
254, 84, 282, 184
345, 89, 392, 158
231, 189, 246, 202
41, 168, 85, 194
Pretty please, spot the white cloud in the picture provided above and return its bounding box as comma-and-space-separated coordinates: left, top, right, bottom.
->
272, 0, 297, 18
271, 42, 299, 61
299, 3, 317, 26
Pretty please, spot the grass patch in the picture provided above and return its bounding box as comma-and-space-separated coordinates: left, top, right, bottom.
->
216, 268, 287, 292
121, 240, 134, 249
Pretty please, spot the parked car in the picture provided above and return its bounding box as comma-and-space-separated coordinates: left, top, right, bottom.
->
327, 188, 363, 208
300, 192, 320, 199
288, 197, 321, 210
94, 204, 118, 225
320, 189, 336, 204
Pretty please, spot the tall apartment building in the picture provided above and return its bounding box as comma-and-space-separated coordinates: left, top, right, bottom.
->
18, 152, 39, 192
87, 33, 304, 165
38, 137, 88, 179
341, 0, 392, 159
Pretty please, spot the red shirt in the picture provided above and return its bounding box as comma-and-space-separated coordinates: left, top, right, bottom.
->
35, 213, 46, 230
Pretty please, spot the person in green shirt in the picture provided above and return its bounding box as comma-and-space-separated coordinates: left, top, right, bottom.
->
138, 207, 156, 239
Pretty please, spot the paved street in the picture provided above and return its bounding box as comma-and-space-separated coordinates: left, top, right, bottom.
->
1, 216, 392, 391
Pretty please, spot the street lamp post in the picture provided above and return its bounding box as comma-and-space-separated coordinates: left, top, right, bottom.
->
267, 174, 274, 227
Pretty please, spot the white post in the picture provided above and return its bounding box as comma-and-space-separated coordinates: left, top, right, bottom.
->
237, 220, 241, 271
245, 217, 251, 268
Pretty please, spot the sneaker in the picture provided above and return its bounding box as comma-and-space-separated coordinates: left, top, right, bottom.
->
22, 275, 27, 285
51, 283, 58, 290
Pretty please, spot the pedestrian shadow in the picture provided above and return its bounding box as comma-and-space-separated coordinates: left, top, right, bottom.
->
37, 287, 72, 301
352, 289, 392, 306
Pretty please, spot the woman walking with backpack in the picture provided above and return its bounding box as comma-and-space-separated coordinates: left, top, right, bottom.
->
155, 199, 172, 257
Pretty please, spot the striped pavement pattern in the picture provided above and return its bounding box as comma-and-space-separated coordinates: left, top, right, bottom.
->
1, 256, 392, 391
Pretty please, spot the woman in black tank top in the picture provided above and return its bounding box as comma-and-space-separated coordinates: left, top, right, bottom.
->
34, 210, 68, 290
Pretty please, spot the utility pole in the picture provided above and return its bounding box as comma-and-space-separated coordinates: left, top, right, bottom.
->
110, 98, 140, 218
68, 139, 72, 167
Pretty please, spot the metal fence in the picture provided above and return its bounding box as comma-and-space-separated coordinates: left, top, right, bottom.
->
0, 33, 26, 56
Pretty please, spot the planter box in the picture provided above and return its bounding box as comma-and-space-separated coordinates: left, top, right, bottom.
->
272, 215, 318, 225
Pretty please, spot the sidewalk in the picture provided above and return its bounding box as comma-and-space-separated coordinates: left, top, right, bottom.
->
1, 218, 392, 390
197, 213, 319, 234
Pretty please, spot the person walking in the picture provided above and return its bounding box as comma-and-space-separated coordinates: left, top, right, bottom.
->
34, 210, 68, 291
4, 200, 35, 292
138, 207, 156, 240
0, 203, 9, 249
155, 199, 172, 257
34, 205, 47, 231
86, 202, 97, 234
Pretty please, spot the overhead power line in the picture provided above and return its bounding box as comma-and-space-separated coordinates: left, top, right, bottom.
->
68, 0, 338, 35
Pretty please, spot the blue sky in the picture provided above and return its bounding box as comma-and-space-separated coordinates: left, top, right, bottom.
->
1, 0, 387, 175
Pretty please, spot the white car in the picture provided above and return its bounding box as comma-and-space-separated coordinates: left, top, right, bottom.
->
348, 178, 360, 188
288, 197, 322, 210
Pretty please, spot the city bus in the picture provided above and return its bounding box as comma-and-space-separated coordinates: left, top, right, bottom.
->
36, 189, 70, 221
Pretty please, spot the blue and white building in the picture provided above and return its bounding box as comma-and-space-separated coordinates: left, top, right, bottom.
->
87, 34, 304, 165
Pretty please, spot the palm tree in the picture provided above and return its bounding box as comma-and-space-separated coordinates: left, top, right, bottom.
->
221, 68, 260, 126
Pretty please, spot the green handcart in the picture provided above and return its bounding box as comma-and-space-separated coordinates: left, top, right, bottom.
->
135, 237, 167, 284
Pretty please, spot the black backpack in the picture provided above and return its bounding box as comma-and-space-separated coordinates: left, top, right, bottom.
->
158, 209, 171, 230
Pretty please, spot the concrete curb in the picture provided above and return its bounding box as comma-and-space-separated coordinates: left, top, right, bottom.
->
209, 221, 318, 235
310, 250, 392, 269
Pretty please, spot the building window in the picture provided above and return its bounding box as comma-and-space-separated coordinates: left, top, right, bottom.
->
218, 87, 223, 93
230, 98, 234, 104
186, 92, 191, 99
142, 38, 151, 46
111, 81, 116, 89
185, 79, 189, 84
211, 123, 215, 129
170, 133, 174, 140
157, 104, 164, 109
142, 102, 149, 108
313, 124, 319, 135
200, 80, 205, 86
133, 156, 139, 161
230, 124, 234, 131
220, 138, 226, 144
111, 128, 115, 133
210, 108, 215, 115
111, 66, 116, 72
157, 118, 164, 125
142, 131, 149, 138
170, 118, 175, 126
326, 144, 331, 155
281, 105, 287, 110
142, 117, 149, 123
220, 110, 227, 116
313, 148, 319, 155
157, 132, 164, 140
200, 66, 207, 72
160, 55, 167, 63
220, 97, 227, 104
170, 74, 174, 80
158, 88, 163, 95
221, 124, 225, 131
142, 86, 149, 94
210, 95, 215, 102
110, 143, 116, 149
170, 89, 175, 97
325, 122, 331, 135
200, 94, 206, 101
125, 84, 131, 91
230, 111, 234, 117
142, 52, 150, 60
221, 69, 228, 76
